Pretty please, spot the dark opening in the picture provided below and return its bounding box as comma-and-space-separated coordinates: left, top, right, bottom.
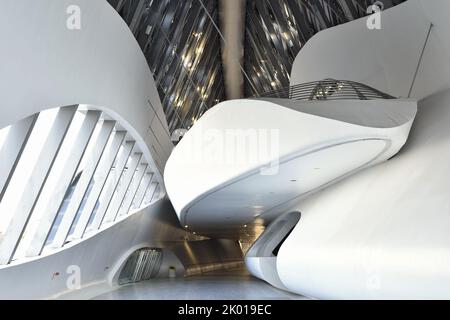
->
272, 225, 295, 256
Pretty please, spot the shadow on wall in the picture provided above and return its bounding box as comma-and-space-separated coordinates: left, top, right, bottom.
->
247, 211, 301, 258
245, 211, 301, 292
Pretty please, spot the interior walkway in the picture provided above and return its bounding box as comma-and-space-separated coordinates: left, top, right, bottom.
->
92, 268, 306, 300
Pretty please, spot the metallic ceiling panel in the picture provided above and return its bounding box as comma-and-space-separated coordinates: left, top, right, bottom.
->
108, 0, 226, 134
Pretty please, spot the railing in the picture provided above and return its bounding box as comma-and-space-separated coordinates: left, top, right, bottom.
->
254, 79, 395, 101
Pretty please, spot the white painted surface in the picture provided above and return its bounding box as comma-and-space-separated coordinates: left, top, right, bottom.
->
132, 173, 154, 210
117, 163, 148, 218
165, 98, 416, 229
26, 111, 101, 257
72, 131, 125, 239
0, 0, 237, 300
144, 183, 159, 206
245, 211, 300, 292
0, 115, 37, 200
273, 0, 450, 298
0, 0, 172, 188
278, 89, 450, 299
290, 0, 450, 101
0, 199, 204, 299
0, 107, 76, 264
103, 152, 142, 224
51, 120, 116, 248
90, 141, 135, 230
165, 0, 450, 299
245, 257, 287, 291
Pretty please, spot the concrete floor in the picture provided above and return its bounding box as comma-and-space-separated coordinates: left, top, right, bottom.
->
92, 268, 306, 300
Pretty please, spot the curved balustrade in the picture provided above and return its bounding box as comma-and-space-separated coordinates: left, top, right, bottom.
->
165, 94, 417, 231
255, 79, 395, 101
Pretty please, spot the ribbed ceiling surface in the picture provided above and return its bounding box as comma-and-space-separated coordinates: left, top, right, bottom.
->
107, 0, 225, 134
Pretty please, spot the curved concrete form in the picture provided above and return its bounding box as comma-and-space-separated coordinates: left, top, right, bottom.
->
0, 0, 172, 176
165, 0, 450, 299
0, 0, 243, 299
274, 0, 450, 299
165, 97, 416, 232
245, 211, 301, 291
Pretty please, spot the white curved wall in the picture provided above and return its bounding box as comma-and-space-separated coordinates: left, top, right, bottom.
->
0, 0, 174, 298
245, 211, 300, 291
279, 89, 450, 299
290, 0, 450, 100
0, 0, 245, 299
0, 198, 242, 299
276, 0, 450, 299
165, 97, 416, 231
0, 199, 180, 299
0, 0, 172, 176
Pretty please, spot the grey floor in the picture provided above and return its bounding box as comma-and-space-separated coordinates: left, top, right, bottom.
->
92, 268, 306, 300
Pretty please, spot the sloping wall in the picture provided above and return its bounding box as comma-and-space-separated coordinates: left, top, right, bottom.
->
290, 0, 450, 101
276, 0, 450, 298
0, 0, 243, 299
